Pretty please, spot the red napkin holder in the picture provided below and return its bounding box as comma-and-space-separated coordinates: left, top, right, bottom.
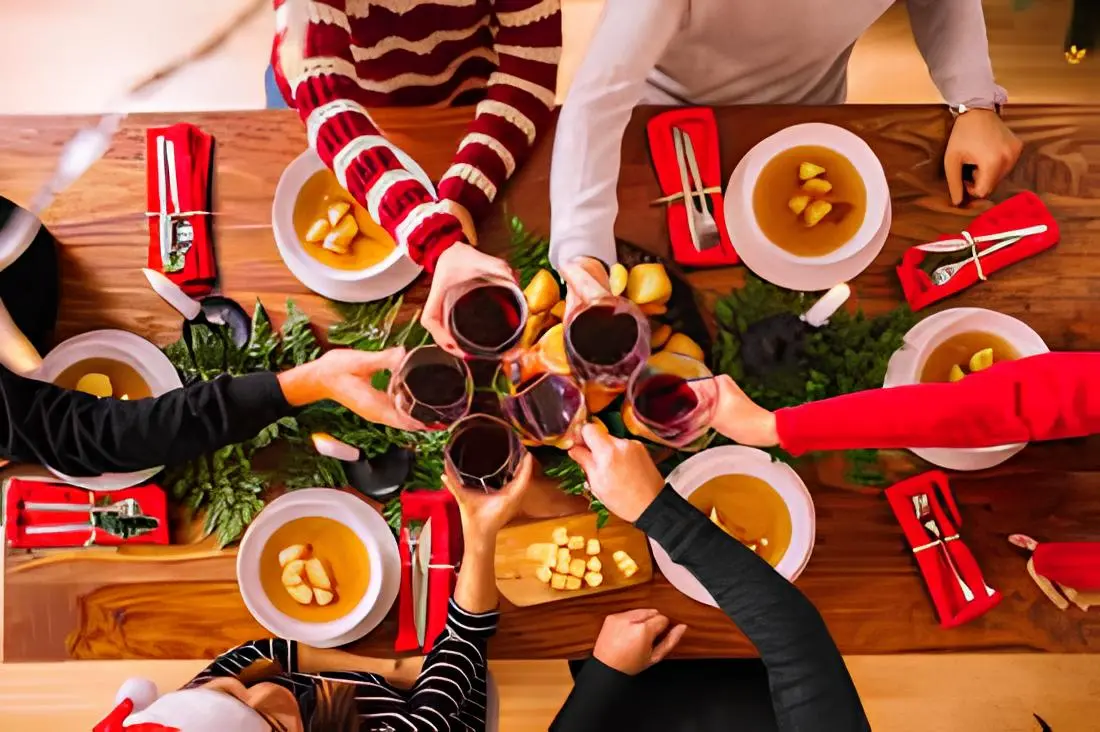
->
896, 192, 1058, 311
395, 489, 462, 653
146, 123, 217, 297
4, 479, 170, 548
646, 108, 739, 268
885, 471, 1001, 627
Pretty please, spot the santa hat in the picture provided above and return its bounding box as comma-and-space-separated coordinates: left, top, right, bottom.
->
94, 678, 270, 732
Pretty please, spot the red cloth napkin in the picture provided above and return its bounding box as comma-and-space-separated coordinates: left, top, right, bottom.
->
646, 108, 739, 268
1032, 542, 1100, 591
884, 471, 1001, 628
897, 192, 1058, 311
146, 124, 216, 297
4, 480, 169, 548
395, 489, 462, 653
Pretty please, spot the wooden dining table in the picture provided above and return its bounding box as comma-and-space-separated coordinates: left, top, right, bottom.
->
2, 104, 1100, 663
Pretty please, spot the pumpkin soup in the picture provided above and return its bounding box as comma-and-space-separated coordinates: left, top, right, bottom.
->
919, 331, 1018, 384
688, 473, 792, 567
293, 170, 395, 271
55, 357, 152, 401
260, 516, 370, 623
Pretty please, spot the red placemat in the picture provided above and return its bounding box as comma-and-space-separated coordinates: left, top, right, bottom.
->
646, 108, 739, 268
885, 471, 1001, 628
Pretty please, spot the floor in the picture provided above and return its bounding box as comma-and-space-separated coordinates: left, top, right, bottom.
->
0, 1, 1096, 114
2, 1, 1099, 730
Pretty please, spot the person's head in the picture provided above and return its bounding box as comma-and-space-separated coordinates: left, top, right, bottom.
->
94, 677, 311, 732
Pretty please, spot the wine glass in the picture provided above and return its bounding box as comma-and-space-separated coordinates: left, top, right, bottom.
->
444, 278, 528, 358
389, 345, 473, 429
564, 296, 651, 388
444, 414, 526, 492
494, 363, 587, 448
626, 351, 717, 450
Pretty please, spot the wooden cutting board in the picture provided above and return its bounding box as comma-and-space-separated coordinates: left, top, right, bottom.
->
495, 513, 653, 607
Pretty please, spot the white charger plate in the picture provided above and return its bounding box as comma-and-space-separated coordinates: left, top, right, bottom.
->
884, 308, 1049, 471
32, 330, 183, 491
272, 150, 429, 303
650, 445, 816, 607
238, 489, 400, 648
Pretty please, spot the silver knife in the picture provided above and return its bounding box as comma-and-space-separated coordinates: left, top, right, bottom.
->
671, 128, 700, 252
414, 518, 432, 648
143, 268, 202, 320
156, 136, 172, 267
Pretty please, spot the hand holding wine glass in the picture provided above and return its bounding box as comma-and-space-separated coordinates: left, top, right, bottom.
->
277, 348, 426, 430
445, 452, 535, 540
708, 375, 779, 447
560, 257, 612, 320
568, 423, 664, 522
420, 243, 518, 354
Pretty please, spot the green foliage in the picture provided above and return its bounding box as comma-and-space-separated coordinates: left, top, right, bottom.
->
328, 296, 430, 353
507, 215, 557, 288
277, 301, 322, 368
543, 455, 609, 528
711, 273, 917, 485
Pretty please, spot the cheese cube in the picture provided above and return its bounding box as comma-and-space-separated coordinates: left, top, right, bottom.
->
569, 558, 587, 578
584, 572, 604, 588
586, 539, 601, 556
567, 536, 585, 551
550, 573, 568, 590
535, 566, 553, 584
620, 561, 639, 579
565, 576, 582, 591
557, 547, 572, 564
556, 558, 572, 575
587, 556, 602, 573
552, 526, 570, 546
612, 550, 628, 564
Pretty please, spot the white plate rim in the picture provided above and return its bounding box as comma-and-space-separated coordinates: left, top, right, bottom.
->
649, 445, 816, 607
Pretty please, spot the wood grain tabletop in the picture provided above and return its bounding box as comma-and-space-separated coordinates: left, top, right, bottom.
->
2, 104, 1099, 662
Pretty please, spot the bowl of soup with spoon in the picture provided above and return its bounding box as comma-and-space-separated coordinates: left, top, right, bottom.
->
651, 445, 816, 607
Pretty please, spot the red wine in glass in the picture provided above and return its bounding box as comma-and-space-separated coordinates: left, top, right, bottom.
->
445, 415, 524, 491
565, 300, 650, 387
447, 281, 528, 357
499, 370, 587, 445
634, 373, 699, 438
627, 352, 717, 449
390, 346, 472, 429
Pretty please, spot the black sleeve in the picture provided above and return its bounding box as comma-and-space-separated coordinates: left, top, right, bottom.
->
0, 364, 294, 476
635, 486, 870, 732
549, 656, 636, 731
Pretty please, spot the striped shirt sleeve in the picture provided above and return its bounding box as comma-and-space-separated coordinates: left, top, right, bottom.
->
184, 639, 299, 687
436, 0, 561, 232
405, 598, 499, 730
272, 0, 467, 271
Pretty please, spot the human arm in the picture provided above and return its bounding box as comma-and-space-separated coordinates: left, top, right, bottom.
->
548, 0, 686, 271
272, 0, 466, 270
565, 426, 868, 731
1, 348, 420, 476
904, 0, 1021, 203
400, 454, 534, 730
184, 639, 299, 688
436, 0, 561, 229
711, 352, 1100, 456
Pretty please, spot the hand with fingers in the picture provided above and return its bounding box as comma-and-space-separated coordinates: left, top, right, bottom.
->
568, 422, 664, 522
709, 375, 780, 448
944, 109, 1023, 206
420, 243, 519, 354
560, 257, 612, 321
444, 452, 536, 540
277, 347, 427, 431
593, 609, 688, 676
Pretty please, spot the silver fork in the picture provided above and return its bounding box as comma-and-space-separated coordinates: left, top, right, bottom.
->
22, 497, 143, 518
930, 235, 1023, 286
913, 494, 976, 602
678, 129, 722, 251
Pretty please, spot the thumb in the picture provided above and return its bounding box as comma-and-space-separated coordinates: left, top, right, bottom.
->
945, 147, 966, 206
370, 346, 408, 373
567, 444, 595, 474
650, 624, 688, 665
967, 156, 999, 199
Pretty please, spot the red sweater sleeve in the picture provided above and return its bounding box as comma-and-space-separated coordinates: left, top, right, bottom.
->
272, 0, 466, 271
776, 352, 1100, 456
435, 0, 561, 230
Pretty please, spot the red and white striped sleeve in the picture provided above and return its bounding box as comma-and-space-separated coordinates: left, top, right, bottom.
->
436, 0, 561, 227
272, 0, 467, 271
